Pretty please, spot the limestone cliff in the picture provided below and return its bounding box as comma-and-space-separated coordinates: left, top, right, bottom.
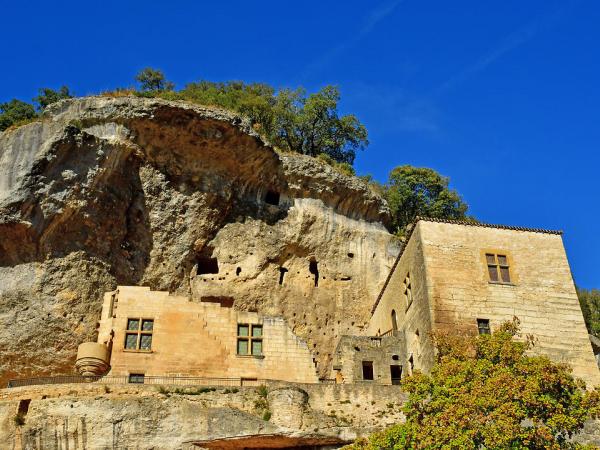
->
0, 97, 398, 386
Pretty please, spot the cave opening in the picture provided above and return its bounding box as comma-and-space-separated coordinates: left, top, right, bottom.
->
279, 267, 288, 285
264, 190, 280, 206
309, 259, 319, 287
236, 267, 242, 276
196, 255, 219, 275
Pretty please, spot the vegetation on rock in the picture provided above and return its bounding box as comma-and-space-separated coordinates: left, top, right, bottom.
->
578, 287, 600, 337
132, 67, 368, 164
0, 99, 37, 131
0, 86, 72, 131
359, 165, 470, 235
348, 319, 600, 449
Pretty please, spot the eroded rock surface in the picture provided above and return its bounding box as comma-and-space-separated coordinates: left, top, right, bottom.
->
0, 97, 398, 386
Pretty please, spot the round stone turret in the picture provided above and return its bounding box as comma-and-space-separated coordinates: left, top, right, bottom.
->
75, 342, 110, 377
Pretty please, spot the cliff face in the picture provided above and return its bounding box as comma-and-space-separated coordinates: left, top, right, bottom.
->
0, 97, 398, 385
0, 383, 407, 449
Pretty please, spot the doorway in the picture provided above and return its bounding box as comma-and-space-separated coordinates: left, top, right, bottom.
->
390, 365, 402, 385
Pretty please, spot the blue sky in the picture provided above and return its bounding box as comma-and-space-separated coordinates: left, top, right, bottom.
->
2, 0, 599, 288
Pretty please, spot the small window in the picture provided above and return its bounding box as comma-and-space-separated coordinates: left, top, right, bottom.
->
477, 318, 491, 335
128, 373, 145, 384
362, 361, 374, 380
403, 273, 413, 310
237, 324, 263, 356
124, 318, 153, 351
391, 309, 398, 332
486, 253, 511, 283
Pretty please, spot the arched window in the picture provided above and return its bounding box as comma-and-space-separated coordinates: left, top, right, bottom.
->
391, 309, 398, 332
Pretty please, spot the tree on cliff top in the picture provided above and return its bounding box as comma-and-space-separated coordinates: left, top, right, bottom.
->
0, 99, 37, 131
384, 165, 469, 235
34, 86, 73, 110
134, 69, 367, 164
135, 67, 175, 92
349, 319, 600, 450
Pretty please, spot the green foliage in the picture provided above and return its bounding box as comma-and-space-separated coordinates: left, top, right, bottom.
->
137, 76, 366, 164
383, 165, 469, 235
0, 99, 37, 131
13, 413, 26, 426
262, 410, 272, 421
577, 287, 600, 337
317, 153, 356, 176
256, 384, 268, 398
34, 86, 72, 110
135, 67, 175, 92
349, 319, 600, 450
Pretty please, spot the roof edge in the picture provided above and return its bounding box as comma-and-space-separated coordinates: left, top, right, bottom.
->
370, 216, 563, 315
415, 216, 563, 235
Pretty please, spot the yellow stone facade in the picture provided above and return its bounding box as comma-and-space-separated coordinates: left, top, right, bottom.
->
84, 286, 318, 383
368, 219, 600, 387
75, 219, 599, 388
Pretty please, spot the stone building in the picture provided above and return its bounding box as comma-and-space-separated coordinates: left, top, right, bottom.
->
76, 218, 600, 388
76, 286, 318, 384
365, 217, 600, 387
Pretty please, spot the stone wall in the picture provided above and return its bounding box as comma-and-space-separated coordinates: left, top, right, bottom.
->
96, 286, 318, 383
366, 225, 435, 374
0, 382, 407, 449
370, 219, 600, 387
332, 335, 405, 384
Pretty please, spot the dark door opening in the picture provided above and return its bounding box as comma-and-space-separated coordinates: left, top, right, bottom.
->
309, 260, 319, 287
362, 361, 374, 380
390, 365, 402, 385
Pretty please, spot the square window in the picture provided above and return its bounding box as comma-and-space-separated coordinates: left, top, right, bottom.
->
251, 340, 263, 356
128, 373, 145, 384
477, 318, 491, 335
252, 325, 262, 337
125, 333, 138, 349
140, 334, 152, 350
237, 339, 249, 355
485, 253, 512, 284
124, 318, 154, 350
238, 325, 249, 337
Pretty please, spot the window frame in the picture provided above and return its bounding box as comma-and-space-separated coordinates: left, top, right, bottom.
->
124, 317, 154, 352
477, 318, 491, 335
482, 250, 516, 285
128, 373, 145, 384
403, 273, 413, 311
361, 361, 375, 381
236, 323, 264, 357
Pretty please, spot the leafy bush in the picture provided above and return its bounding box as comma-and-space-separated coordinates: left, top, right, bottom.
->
13, 413, 25, 426
349, 318, 600, 449
578, 287, 600, 337
0, 99, 37, 131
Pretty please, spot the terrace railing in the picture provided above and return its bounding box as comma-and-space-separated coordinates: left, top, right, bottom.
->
6, 375, 337, 389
